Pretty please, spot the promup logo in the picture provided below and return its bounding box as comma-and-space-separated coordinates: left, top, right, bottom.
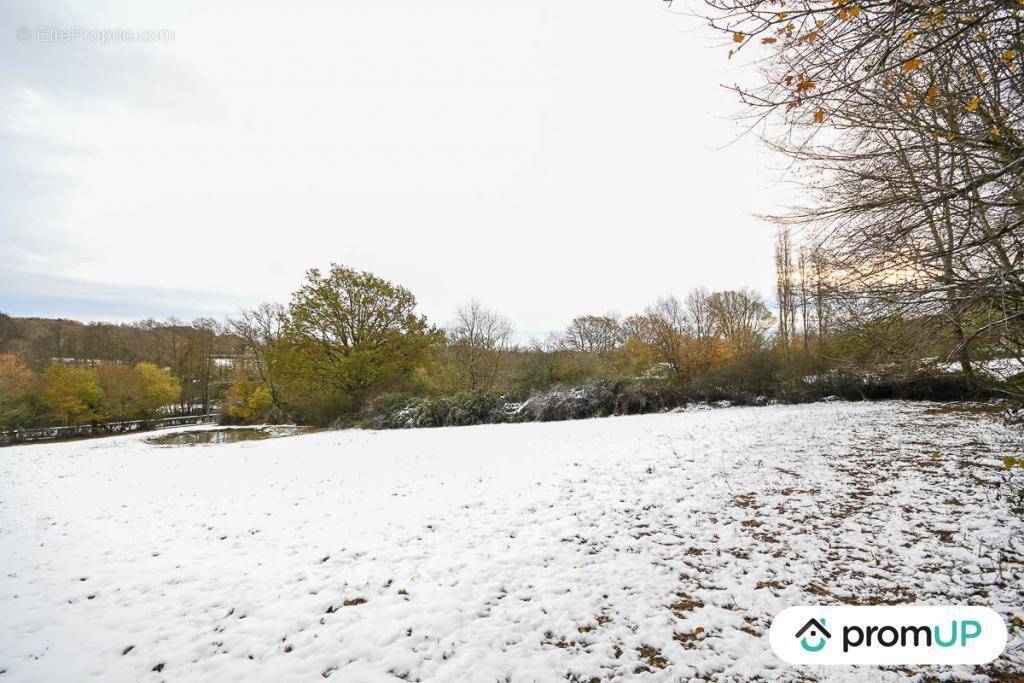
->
795, 618, 831, 652
770, 606, 1007, 665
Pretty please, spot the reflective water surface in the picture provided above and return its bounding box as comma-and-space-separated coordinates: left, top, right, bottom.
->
146, 426, 309, 446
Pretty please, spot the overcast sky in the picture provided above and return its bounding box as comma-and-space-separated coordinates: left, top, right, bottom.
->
1, 0, 784, 334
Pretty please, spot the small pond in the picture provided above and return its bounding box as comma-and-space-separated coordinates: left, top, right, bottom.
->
146, 426, 309, 446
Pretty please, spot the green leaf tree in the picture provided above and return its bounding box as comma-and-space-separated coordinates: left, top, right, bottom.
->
225, 378, 273, 423
98, 362, 181, 421
133, 362, 182, 417
40, 364, 104, 426
285, 264, 438, 421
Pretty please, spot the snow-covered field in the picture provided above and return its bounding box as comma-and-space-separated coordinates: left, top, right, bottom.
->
1, 402, 1021, 682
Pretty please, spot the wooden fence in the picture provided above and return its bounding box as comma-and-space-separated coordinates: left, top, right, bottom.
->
1, 414, 218, 446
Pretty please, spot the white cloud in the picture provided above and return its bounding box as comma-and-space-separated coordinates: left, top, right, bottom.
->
1, 0, 782, 329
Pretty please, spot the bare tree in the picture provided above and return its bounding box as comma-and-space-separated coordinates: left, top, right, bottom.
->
708, 288, 775, 354
231, 303, 290, 419
640, 296, 689, 376
448, 300, 514, 390
698, 0, 1024, 376
685, 287, 721, 371
562, 314, 625, 354
775, 226, 797, 348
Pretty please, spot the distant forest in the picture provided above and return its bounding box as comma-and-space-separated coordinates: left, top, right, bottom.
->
0, 315, 244, 430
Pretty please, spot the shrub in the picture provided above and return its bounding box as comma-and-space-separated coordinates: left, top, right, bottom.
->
224, 379, 275, 424
363, 381, 690, 430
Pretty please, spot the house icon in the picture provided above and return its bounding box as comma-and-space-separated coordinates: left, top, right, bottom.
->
795, 618, 831, 652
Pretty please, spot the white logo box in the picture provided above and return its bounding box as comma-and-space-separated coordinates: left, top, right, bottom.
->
769, 605, 1008, 665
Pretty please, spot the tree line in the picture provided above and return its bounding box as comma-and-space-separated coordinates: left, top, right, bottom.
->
222, 264, 783, 426
0, 315, 243, 430
223, 261, 993, 429
0, 355, 181, 429
1, 251, 1001, 432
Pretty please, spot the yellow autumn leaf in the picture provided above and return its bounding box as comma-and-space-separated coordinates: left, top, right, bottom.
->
1003, 50, 1017, 62
926, 86, 939, 100
733, 32, 744, 43
762, 37, 778, 44
813, 108, 826, 123
967, 96, 981, 112
903, 58, 922, 71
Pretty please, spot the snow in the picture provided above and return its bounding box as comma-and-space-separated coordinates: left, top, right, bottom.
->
934, 357, 1024, 380
1, 402, 1021, 681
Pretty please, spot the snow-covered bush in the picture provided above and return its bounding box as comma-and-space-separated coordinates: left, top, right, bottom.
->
363, 381, 689, 429
365, 371, 990, 431
363, 391, 517, 429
